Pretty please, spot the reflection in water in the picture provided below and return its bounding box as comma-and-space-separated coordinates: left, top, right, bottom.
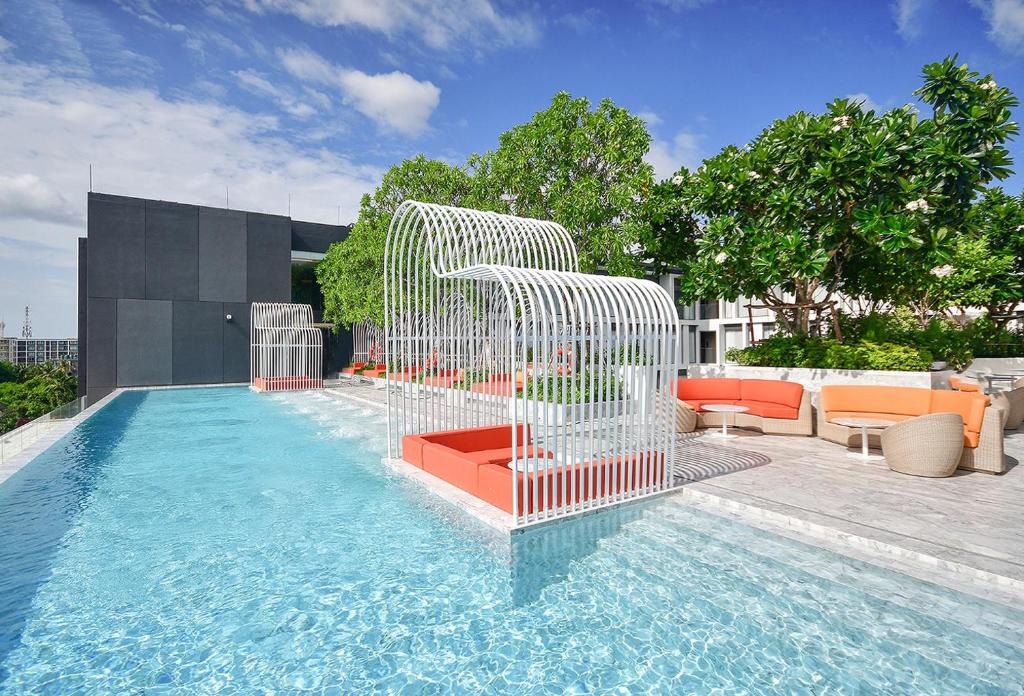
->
0, 392, 145, 678
508, 502, 652, 605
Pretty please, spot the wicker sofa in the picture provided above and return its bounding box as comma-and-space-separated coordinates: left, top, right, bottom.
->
818, 385, 1006, 474
673, 378, 813, 436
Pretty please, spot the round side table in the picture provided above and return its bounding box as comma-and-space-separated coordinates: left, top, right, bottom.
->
832, 417, 896, 461
701, 404, 749, 439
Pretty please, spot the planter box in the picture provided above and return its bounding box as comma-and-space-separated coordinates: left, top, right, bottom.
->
687, 364, 954, 405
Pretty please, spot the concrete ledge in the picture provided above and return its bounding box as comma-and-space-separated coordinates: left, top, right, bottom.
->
689, 364, 953, 395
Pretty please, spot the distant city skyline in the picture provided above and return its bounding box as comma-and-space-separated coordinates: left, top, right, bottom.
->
1, 0, 1022, 337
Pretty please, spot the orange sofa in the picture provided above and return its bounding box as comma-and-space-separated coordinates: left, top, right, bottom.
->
401, 424, 664, 515
674, 378, 813, 435
818, 385, 1006, 473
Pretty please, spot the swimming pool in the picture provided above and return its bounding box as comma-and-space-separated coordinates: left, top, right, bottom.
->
0, 387, 1022, 693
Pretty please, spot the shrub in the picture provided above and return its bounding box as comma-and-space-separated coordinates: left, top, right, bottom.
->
728, 335, 931, 371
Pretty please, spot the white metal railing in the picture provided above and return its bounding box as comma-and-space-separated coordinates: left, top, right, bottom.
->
351, 321, 385, 366
0, 396, 88, 465
250, 303, 324, 392
385, 201, 679, 528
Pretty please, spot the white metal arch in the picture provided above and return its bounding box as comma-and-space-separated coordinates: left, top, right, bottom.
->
250, 302, 324, 392
385, 201, 679, 527
351, 320, 385, 366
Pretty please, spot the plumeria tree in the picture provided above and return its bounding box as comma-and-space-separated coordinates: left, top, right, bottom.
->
653, 56, 1019, 335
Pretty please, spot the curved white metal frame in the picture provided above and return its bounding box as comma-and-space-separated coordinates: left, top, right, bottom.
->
250, 302, 324, 392
351, 321, 385, 366
385, 201, 679, 527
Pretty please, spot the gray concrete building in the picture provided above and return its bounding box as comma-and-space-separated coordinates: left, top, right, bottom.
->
78, 193, 350, 402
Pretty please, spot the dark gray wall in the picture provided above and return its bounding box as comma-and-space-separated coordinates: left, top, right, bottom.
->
80, 193, 350, 399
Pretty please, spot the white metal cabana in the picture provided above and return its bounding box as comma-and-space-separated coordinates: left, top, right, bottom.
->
351, 321, 385, 366
385, 201, 679, 527
250, 302, 324, 392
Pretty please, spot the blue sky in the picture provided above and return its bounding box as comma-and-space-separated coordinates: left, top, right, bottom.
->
0, 0, 1022, 337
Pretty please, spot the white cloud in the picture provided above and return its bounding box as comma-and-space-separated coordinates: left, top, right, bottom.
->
637, 111, 662, 127
242, 0, 539, 51
0, 174, 81, 226
234, 69, 317, 118
0, 58, 381, 336
845, 92, 882, 113
0, 36, 13, 54
892, 0, 929, 40
646, 132, 703, 180
972, 0, 1024, 54
278, 47, 440, 135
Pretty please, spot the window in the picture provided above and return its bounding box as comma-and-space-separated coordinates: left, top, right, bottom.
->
687, 326, 697, 364
699, 331, 717, 363
724, 325, 743, 360
673, 278, 696, 320
699, 300, 719, 320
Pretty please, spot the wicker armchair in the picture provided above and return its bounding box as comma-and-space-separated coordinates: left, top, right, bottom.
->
881, 412, 964, 478
673, 398, 698, 433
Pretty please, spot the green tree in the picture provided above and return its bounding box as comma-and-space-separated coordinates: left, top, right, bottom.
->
471, 92, 654, 276
0, 361, 78, 434
654, 56, 1018, 335
317, 93, 657, 329
967, 187, 1024, 324
315, 156, 485, 328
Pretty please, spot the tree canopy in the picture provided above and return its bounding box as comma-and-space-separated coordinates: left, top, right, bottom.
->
651, 55, 1019, 335
317, 92, 655, 328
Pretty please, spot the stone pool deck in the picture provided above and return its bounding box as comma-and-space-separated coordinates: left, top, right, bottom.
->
326, 379, 1024, 607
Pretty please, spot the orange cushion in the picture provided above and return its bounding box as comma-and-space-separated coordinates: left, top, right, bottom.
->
958, 383, 982, 394
820, 386, 931, 418
423, 424, 529, 453
929, 390, 988, 435
739, 380, 803, 409
676, 378, 742, 402
462, 445, 551, 465
826, 411, 914, 425
736, 400, 799, 419
475, 454, 665, 515
964, 429, 980, 448
401, 435, 430, 468
421, 443, 482, 494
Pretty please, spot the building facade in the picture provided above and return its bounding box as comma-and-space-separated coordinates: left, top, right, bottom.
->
78, 192, 351, 402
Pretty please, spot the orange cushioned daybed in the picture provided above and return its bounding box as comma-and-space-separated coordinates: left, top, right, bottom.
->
402, 424, 664, 515
818, 385, 1006, 473
674, 378, 813, 436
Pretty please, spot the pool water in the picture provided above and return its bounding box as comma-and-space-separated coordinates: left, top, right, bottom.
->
0, 387, 1022, 694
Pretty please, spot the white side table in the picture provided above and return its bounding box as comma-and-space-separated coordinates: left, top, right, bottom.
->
832, 417, 896, 461
701, 404, 749, 439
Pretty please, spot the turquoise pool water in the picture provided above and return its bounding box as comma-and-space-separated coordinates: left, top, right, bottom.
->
0, 387, 1022, 694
